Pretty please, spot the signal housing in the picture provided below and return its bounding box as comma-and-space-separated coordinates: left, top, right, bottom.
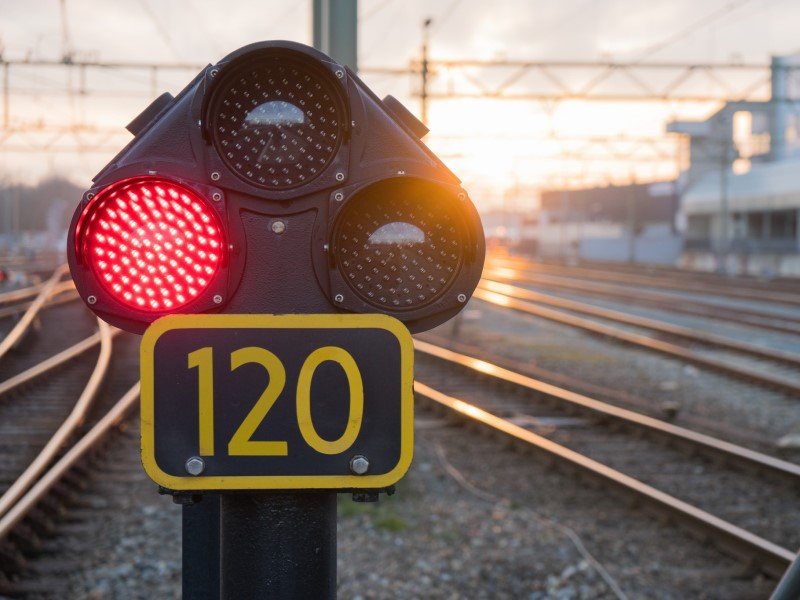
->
67, 41, 485, 334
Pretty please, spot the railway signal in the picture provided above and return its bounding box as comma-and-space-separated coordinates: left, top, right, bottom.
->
66, 40, 485, 335
65, 40, 484, 600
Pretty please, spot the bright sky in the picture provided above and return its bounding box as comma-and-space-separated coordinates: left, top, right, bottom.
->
1, 0, 800, 210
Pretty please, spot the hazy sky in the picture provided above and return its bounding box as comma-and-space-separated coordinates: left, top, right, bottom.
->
2, 0, 800, 207
3, 0, 798, 67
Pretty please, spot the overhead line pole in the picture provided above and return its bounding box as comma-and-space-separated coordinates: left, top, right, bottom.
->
420, 18, 432, 125
313, 0, 358, 71
2, 63, 8, 129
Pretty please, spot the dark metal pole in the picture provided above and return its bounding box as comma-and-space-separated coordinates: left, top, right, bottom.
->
220, 492, 337, 600
3, 63, 9, 130
770, 550, 800, 600
627, 180, 636, 264
421, 18, 432, 126
719, 133, 730, 272
312, 0, 358, 71
182, 494, 220, 600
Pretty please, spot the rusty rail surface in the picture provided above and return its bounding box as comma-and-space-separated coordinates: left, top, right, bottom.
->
479, 278, 800, 368
0, 281, 77, 319
0, 284, 47, 306
474, 285, 800, 397
0, 383, 140, 539
415, 340, 800, 479
0, 265, 70, 362
413, 380, 796, 578
483, 265, 800, 335
0, 319, 114, 521
0, 327, 120, 398
490, 256, 800, 307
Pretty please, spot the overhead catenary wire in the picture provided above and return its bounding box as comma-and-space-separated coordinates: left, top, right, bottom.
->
265, 1, 305, 36
360, 0, 397, 22
135, 0, 183, 61
630, 0, 758, 63
430, 0, 467, 33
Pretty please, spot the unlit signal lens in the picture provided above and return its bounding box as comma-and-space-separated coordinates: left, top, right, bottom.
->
210, 53, 345, 190
334, 180, 466, 311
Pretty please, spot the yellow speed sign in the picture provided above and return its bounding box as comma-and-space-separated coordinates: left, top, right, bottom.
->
140, 314, 413, 490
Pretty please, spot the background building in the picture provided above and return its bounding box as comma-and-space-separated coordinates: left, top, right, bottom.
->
670, 54, 800, 275
529, 181, 681, 264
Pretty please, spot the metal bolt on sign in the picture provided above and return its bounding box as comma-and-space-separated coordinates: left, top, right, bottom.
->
185, 457, 205, 476
349, 455, 370, 475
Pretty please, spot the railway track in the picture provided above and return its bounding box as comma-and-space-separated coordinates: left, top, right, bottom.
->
0, 261, 796, 594
0, 298, 141, 596
490, 256, 800, 308
6, 330, 795, 594
0, 267, 80, 361
474, 279, 800, 398
0, 282, 78, 322
0, 254, 63, 279
413, 340, 799, 579
517, 256, 800, 295
483, 263, 800, 336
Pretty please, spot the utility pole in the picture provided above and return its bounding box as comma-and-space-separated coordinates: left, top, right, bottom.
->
627, 177, 637, 264
718, 124, 731, 273
12, 186, 20, 238
59, 0, 73, 64
420, 18, 432, 126
560, 189, 568, 259
2, 62, 8, 129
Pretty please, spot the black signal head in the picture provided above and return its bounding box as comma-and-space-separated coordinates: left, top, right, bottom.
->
68, 41, 485, 334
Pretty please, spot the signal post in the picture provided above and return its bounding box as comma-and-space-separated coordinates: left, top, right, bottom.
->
67, 41, 484, 598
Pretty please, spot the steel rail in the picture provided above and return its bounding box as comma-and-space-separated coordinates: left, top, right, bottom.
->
0, 283, 78, 320
490, 257, 800, 307
482, 265, 800, 336
0, 265, 69, 361
0, 253, 62, 267
413, 380, 797, 578
0, 328, 120, 398
0, 319, 114, 521
0, 283, 46, 306
473, 287, 800, 397
418, 330, 777, 450
527, 257, 800, 294
414, 340, 800, 480
0, 293, 79, 320
0, 262, 64, 276
479, 278, 800, 368
0, 383, 140, 540
485, 260, 800, 326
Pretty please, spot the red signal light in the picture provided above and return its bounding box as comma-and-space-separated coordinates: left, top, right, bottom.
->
74, 177, 225, 313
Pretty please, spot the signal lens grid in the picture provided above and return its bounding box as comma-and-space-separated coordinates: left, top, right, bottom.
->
210, 54, 345, 190
335, 181, 466, 311
77, 178, 224, 312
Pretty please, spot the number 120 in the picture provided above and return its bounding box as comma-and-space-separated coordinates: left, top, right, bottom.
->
187, 346, 364, 457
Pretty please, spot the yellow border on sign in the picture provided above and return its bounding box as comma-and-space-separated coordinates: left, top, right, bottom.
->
140, 313, 414, 490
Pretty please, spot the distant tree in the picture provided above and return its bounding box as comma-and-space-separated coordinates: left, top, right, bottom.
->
0, 176, 83, 234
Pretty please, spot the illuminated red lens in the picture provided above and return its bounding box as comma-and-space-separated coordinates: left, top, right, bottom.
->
77, 178, 224, 312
